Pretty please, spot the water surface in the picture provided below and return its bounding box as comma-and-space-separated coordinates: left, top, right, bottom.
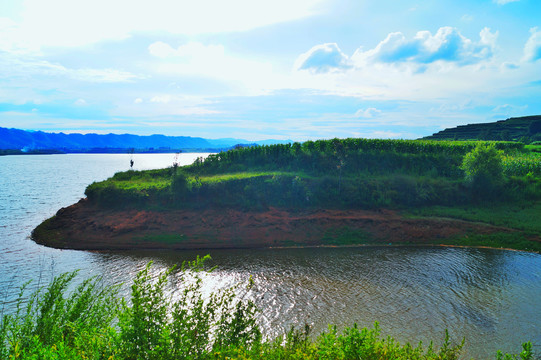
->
0, 153, 540, 358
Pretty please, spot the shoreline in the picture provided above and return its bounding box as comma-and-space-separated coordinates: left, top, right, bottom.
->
86, 242, 540, 255
32, 198, 541, 253
266, 243, 538, 253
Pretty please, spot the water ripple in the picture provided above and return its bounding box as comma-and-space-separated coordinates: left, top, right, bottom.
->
0, 155, 540, 359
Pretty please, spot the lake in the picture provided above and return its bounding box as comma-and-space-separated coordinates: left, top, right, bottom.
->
0, 153, 540, 358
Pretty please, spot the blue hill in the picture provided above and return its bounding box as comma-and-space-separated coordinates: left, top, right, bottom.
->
0, 127, 291, 152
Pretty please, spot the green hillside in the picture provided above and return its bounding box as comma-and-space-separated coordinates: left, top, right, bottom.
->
33, 138, 541, 252
423, 115, 541, 142
84, 139, 539, 210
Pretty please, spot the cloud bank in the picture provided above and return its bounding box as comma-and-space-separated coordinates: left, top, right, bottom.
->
355, 27, 497, 66
295, 43, 352, 73
297, 27, 498, 73
0, 0, 325, 52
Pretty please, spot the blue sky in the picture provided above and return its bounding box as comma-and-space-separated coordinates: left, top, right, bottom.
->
0, 0, 540, 140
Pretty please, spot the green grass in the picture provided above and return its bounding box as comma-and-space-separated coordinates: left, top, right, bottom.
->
525, 144, 541, 153
502, 152, 541, 176
436, 232, 541, 253
43, 139, 540, 253
321, 227, 373, 246
75, 139, 541, 252
197, 171, 294, 183
82, 138, 541, 211
408, 201, 541, 235
0, 259, 535, 360
112, 179, 170, 191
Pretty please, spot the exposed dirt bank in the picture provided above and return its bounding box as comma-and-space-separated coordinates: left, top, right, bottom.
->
31, 199, 538, 251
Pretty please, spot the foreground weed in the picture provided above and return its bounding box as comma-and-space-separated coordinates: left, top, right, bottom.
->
0, 257, 536, 359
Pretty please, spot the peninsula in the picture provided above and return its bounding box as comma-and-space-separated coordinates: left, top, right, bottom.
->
32, 134, 541, 252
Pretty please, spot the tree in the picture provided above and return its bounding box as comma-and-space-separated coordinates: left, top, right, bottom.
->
461, 143, 504, 198
171, 171, 190, 201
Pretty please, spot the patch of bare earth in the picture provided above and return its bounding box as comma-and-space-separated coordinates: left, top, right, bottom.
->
31, 198, 533, 251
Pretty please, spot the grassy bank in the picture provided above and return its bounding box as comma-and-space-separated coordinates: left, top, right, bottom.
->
406, 201, 541, 252
0, 259, 534, 360
70, 139, 541, 251
84, 139, 540, 210
24, 138, 538, 252
409, 202, 541, 235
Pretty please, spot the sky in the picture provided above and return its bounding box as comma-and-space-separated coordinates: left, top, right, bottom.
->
0, 0, 540, 140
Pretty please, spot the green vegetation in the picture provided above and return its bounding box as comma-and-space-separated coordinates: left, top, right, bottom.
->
84, 138, 540, 211
502, 151, 541, 176
0, 149, 65, 156
439, 232, 541, 253
407, 201, 541, 252
460, 143, 504, 197
0, 259, 534, 359
76, 137, 541, 252
321, 227, 373, 246
423, 115, 541, 142
409, 202, 541, 235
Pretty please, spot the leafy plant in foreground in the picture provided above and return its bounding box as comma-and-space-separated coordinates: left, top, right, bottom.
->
0, 258, 535, 359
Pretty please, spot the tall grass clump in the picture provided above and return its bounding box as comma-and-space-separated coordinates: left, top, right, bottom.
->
81, 138, 540, 210
1, 257, 536, 359
0, 272, 120, 359
502, 152, 541, 177
461, 143, 505, 198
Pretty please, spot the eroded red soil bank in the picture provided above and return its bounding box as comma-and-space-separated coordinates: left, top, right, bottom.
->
31, 199, 527, 251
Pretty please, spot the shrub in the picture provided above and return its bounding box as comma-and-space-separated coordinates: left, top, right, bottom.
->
461, 143, 504, 198
0, 259, 535, 359
171, 170, 190, 202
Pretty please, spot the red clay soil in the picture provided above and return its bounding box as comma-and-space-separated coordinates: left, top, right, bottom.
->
31, 198, 527, 251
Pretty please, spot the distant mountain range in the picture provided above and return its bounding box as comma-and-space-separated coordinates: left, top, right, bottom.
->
422, 115, 541, 141
0, 127, 292, 153
2, 115, 540, 155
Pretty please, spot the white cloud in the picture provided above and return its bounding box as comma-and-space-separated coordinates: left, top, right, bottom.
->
74, 98, 87, 106
355, 108, 381, 118
479, 27, 498, 49
288, 27, 507, 103
113, 94, 221, 118
461, 14, 474, 23
523, 27, 541, 62
369, 130, 404, 139
493, 0, 519, 5
150, 95, 172, 103
295, 43, 352, 73
501, 62, 519, 70
0, 17, 31, 54
149, 41, 226, 61
1, 0, 325, 51
286, 41, 538, 107
148, 41, 279, 94
148, 41, 176, 58
351, 27, 498, 67
492, 104, 528, 112
69, 68, 140, 83
0, 54, 140, 83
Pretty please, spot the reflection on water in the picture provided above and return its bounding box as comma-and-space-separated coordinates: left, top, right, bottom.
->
0, 153, 207, 302
0, 154, 540, 359
82, 246, 541, 358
